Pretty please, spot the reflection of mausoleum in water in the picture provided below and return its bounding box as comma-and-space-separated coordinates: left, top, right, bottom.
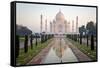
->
53, 39, 67, 58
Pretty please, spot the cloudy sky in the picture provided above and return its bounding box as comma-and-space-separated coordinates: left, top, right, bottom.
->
16, 3, 96, 33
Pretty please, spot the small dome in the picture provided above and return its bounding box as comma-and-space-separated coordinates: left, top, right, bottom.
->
56, 10, 65, 21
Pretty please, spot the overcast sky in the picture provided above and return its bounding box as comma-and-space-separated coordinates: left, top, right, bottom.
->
16, 3, 96, 33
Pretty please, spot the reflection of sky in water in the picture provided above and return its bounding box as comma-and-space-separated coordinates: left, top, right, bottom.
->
41, 38, 78, 64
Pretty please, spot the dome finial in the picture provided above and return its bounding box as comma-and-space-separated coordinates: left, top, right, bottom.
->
56, 9, 64, 21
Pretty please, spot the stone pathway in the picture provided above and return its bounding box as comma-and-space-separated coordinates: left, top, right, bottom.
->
27, 38, 55, 65
41, 37, 78, 64
27, 37, 92, 65
65, 38, 92, 61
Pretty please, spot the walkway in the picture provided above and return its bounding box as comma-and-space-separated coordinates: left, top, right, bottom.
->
27, 37, 92, 65
41, 37, 78, 64
27, 38, 55, 65
65, 38, 92, 61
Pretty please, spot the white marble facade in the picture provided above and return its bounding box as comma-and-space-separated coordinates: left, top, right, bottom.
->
52, 10, 67, 34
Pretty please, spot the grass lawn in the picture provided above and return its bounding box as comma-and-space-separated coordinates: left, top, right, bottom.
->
68, 38, 97, 61
16, 38, 53, 65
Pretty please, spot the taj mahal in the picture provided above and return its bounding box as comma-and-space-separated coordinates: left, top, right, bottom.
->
40, 10, 78, 35
51, 10, 67, 35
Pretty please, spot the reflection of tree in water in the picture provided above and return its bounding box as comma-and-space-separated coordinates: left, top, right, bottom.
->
53, 38, 67, 59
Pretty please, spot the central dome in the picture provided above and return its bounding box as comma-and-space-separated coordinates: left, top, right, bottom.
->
56, 10, 65, 21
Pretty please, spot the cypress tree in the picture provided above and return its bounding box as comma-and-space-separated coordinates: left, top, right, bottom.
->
15, 35, 20, 58
30, 35, 33, 49
35, 35, 37, 46
24, 35, 28, 53
80, 34, 82, 44
91, 35, 94, 50
41, 34, 43, 43
87, 35, 89, 47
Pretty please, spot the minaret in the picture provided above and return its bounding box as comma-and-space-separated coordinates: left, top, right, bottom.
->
76, 16, 78, 33
68, 21, 70, 33
40, 14, 43, 33
50, 22, 52, 33
64, 20, 67, 33
45, 19, 47, 33
72, 20, 74, 33
53, 20, 55, 34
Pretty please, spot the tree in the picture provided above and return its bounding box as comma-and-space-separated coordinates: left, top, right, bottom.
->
35, 36, 38, 46
41, 34, 43, 43
79, 25, 86, 44
86, 34, 89, 47
30, 35, 33, 49
86, 21, 95, 50
24, 35, 28, 53
79, 27, 82, 44
15, 35, 20, 58
95, 23, 97, 46
35, 34, 38, 46
86, 21, 95, 35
